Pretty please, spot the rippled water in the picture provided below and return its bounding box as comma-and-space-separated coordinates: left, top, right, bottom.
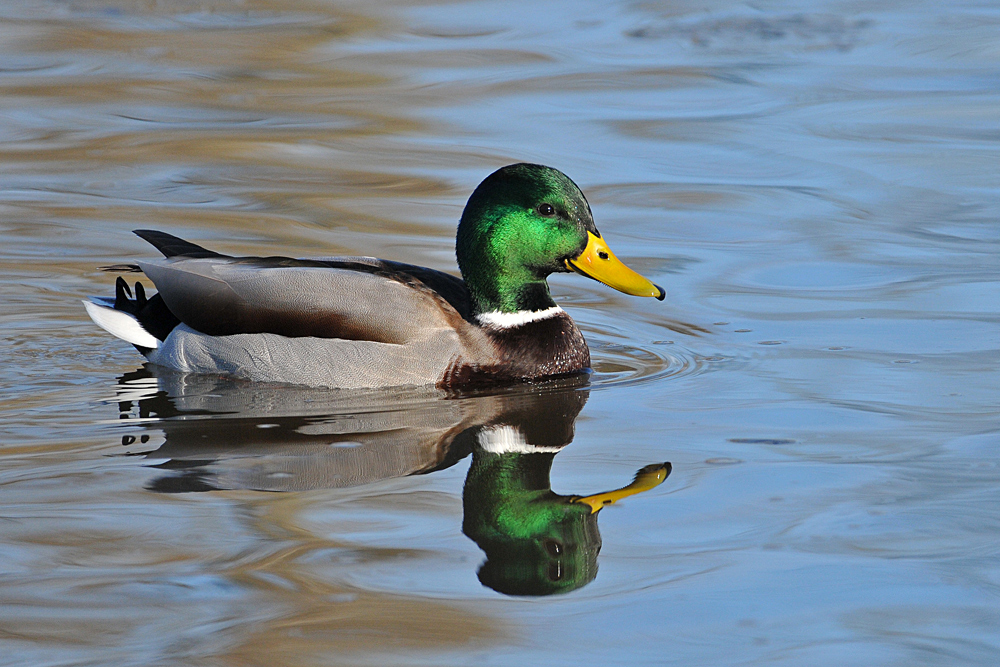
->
2, 1, 998, 665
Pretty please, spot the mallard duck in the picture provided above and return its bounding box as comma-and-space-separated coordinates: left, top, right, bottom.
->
84, 163, 664, 388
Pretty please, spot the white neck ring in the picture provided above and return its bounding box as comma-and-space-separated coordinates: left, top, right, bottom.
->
475, 305, 564, 329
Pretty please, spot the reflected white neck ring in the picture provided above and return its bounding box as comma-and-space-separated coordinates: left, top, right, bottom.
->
477, 425, 563, 454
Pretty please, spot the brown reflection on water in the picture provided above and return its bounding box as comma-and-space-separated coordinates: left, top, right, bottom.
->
1, 0, 474, 264
1, 494, 509, 665
216, 495, 510, 663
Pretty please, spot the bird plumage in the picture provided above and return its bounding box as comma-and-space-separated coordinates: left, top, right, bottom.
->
85, 164, 664, 388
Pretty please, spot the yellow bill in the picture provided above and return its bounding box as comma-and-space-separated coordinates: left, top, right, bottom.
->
565, 231, 665, 300
572, 463, 671, 514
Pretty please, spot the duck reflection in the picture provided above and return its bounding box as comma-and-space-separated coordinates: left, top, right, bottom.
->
458, 388, 669, 595
115, 367, 670, 596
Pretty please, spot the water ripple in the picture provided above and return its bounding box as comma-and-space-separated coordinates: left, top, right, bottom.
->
589, 339, 704, 388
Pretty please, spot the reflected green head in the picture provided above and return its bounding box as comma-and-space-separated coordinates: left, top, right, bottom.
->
463, 447, 601, 596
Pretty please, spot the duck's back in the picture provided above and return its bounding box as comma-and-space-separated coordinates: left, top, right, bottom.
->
139, 254, 493, 388
140, 255, 470, 343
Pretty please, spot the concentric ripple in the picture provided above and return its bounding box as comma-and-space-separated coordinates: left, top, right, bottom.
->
588, 339, 703, 388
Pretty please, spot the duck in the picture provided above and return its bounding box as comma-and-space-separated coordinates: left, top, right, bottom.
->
84, 163, 665, 389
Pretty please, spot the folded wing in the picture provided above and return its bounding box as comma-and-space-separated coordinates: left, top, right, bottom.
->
139, 256, 470, 344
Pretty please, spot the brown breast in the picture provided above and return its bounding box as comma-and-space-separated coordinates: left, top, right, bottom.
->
440, 312, 590, 388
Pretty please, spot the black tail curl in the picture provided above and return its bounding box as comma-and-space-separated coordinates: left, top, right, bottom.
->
111, 276, 181, 344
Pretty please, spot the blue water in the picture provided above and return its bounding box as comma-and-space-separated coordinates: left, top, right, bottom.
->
1, 1, 998, 665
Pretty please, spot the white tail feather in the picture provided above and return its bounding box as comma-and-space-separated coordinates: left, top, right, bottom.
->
83, 299, 160, 349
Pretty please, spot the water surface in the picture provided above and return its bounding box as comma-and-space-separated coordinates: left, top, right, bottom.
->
1, 1, 998, 665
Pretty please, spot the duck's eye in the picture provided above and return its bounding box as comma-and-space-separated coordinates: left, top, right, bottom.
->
537, 203, 556, 217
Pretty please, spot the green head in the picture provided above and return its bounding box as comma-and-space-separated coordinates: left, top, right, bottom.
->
456, 164, 665, 315
457, 164, 594, 314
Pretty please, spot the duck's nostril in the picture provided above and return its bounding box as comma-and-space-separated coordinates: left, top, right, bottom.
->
598, 251, 609, 260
